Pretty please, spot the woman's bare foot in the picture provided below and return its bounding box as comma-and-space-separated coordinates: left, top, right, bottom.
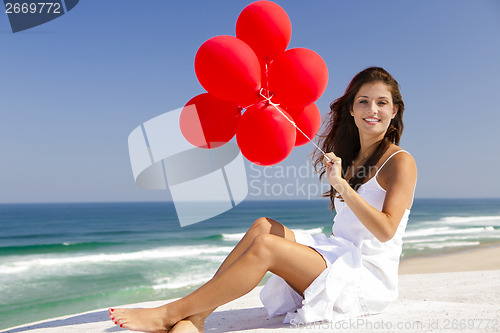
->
108, 305, 179, 333
169, 315, 205, 333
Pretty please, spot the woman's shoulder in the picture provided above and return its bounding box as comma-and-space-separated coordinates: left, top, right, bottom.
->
388, 144, 415, 163
378, 145, 417, 179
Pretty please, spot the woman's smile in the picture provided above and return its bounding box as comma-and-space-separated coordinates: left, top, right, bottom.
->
363, 117, 381, 125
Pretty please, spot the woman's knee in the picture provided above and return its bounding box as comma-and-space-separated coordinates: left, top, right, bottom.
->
248, 233, 275, 259
250, 217, 290, 240
250, 217, 273, 233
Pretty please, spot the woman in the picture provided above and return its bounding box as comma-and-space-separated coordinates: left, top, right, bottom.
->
109, 67, 417, 332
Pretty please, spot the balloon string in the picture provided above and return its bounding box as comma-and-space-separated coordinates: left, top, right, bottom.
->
264, 59, 270, 98
257, 89, 332, 162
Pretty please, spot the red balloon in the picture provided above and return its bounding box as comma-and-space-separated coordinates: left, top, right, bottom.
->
283, 105, 306, 120
195, 35, 262, 107
180, 93, 241, 149
291, 103, 322, 146
268, 48, 329, 108
236, 103, 296, 166
236, 1, 292, 61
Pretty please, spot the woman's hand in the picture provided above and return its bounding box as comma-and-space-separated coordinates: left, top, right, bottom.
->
323, 152, 346, 191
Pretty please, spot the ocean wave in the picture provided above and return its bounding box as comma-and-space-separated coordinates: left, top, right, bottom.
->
0, 241, 123, 256
403, 226, 496, 238
414, 215, 500, 228
221, 232, 246, 241
292, 227, 324, 235
0, 245, 234, 275
403, 231, 500, 244
197, 234, 224, 241
0, 233, 69, 241
153, 274, 211, 290
440, 215, 500, 225
409, 241, 481, 250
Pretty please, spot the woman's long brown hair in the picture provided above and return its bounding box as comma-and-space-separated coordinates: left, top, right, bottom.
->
312, 67, 405, 211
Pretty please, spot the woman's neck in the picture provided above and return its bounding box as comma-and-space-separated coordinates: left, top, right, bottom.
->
357, 134, 384, 162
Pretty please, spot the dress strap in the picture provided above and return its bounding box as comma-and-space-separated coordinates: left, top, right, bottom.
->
375, 150, 409, 177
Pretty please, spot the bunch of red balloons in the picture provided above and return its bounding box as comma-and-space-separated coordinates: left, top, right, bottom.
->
179, 0, 328, 166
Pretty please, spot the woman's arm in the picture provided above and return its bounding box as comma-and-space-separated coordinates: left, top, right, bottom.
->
324, 152, 417, 242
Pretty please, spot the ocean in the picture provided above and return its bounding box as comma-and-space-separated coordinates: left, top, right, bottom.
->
1, 198, 500, 330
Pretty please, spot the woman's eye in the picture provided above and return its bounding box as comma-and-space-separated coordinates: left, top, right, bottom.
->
378, 101, 387, 105
359, 100, 367, 104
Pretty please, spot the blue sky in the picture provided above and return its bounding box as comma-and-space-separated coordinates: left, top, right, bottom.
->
1, 0, 499, 203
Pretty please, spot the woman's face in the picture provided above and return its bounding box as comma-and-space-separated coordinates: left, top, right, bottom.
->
350, 81, 398, 137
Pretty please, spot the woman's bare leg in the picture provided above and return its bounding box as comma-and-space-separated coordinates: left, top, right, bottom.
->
109, 223, 326, 332
108, 217, 295, 332
167, 217, 297, 332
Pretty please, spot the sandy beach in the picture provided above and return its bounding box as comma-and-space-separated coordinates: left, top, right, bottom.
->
2, 245, 500, 333
399, 243, 500, 274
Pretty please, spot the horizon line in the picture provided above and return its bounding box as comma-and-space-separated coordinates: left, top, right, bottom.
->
1, 197, 500, 205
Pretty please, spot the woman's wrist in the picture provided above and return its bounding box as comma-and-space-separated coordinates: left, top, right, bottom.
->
332, 178, 349, 195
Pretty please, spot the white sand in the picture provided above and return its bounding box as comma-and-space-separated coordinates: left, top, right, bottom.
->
399, 244, 500, 274
2, 270, 499, 333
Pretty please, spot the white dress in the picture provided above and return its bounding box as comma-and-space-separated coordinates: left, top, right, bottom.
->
260, 150, 412, 324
